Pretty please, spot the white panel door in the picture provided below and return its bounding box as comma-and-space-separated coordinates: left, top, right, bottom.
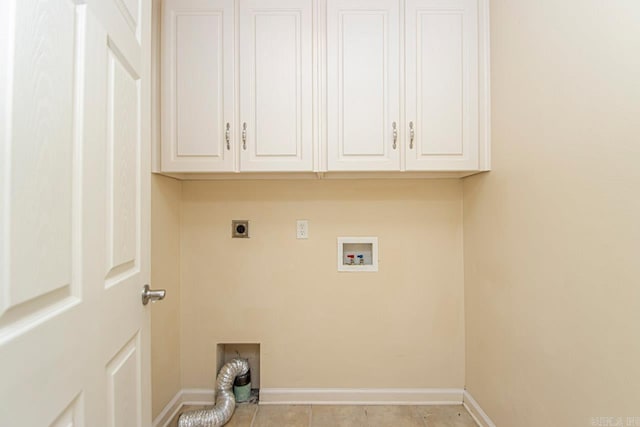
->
161, 0, 235, 172
239, 0, 314, 172
0, 0, 152, 425
326, 0, 400, 171
405, 0, 478, 170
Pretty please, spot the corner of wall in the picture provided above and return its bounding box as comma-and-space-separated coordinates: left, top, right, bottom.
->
151, 174, 184, 420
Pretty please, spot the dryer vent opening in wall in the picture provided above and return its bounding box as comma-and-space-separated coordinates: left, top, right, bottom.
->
217, 343, 260, 403
338, 237, 379, 272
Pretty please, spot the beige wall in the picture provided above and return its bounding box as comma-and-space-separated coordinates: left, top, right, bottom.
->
151, 175, 182, 418
463, 0, 640, 425
179, 180, 465, 389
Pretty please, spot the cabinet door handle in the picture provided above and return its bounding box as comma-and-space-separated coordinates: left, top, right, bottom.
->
242, 122, 247, 150
392, 122, 397, 150
409, 121, 414, 149
225, 123, 231, 150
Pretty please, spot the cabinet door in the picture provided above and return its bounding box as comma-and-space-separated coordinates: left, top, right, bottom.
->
161, 0, 235, 172
405, 0, 478, 171
239, 0, 314, 172
327, 0, 401, 171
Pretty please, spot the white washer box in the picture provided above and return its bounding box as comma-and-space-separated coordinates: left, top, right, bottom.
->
337, 237, 379, 272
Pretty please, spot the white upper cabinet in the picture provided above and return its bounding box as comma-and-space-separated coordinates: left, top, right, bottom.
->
158, 0, 489, 176
239, 0, 314, 172
325, 0, 487, 172
161, 0, 235, 172
405, 0, 479, 171
326, 0, 401, 171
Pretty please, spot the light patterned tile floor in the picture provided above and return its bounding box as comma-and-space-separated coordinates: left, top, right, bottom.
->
171, 404, 477, 427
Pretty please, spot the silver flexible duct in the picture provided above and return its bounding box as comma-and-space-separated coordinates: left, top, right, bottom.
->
178, 358, 250, 427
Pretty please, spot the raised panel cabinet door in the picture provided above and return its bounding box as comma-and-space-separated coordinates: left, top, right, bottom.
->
326, 0, 401, 171
239, 0, 314, 172
405, 0, 479, 171
161, 0, 235, 172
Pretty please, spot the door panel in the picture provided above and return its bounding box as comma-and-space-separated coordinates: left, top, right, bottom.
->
239, 0, 313, 172
91, 1, 151, 425
342, 13, 386, 156
51, 394, 85, 427
0, 4, 86, 423
417, 12, 463, 155
327, 0, 400, 171
106, 40, 141, 285
161, 0, 235, 172
116, 0, 141, 37
106, 333, 142, 427
405, 0, 478, 170
0, 0, 151, 425
0, 0, 78, 320
175, 13, 223, 157
254, 14, 299, 156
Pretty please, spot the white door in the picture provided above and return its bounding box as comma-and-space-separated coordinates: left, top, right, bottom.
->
239, 0, 314, 172
0, 0, 152, 425
161, 0, 235, 172
326, 0, 400, 171
405, 0, 478, 171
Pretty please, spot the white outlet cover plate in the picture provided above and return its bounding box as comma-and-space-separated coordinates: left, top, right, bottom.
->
296, 220, 309, 239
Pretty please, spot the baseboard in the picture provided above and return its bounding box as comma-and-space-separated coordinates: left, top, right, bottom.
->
152, 389, 215, 427
463, 390, 496, 427
152, 390, 183, 427
153, 387, 473, 426
259, 388, 464, 405
180, 388, 216, 405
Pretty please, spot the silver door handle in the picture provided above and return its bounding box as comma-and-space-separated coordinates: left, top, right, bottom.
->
225, 123, 231, 150
392, 122, 397, 150
242, 122, 247, 150
409, 121, 414, 149
142, 284, 166, 305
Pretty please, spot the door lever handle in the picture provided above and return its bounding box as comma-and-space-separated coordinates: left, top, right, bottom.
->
142, 284, 166, 305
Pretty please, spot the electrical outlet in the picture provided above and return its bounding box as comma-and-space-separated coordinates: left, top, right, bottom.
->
296, 220, 309, 239
232, 220, 249, 238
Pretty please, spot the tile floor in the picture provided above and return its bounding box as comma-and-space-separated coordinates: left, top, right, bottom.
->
170, 403, 478, 427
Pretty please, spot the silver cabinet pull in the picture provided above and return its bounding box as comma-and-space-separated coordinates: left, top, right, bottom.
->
392, 122, 397, 150
409, 121, 415, 149
225, 123, 231, 150
142, 284, 166, 305
242, 122, 247, 150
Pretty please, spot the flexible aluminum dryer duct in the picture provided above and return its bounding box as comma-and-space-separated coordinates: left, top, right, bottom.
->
178, 358, 250, 427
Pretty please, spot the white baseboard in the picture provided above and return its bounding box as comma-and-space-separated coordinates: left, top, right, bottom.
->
154, 387, 477, 427
463, 390, 496, 427
180, 388, 216, 405
259, 388, 464, 405
152, 389, 215, 427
